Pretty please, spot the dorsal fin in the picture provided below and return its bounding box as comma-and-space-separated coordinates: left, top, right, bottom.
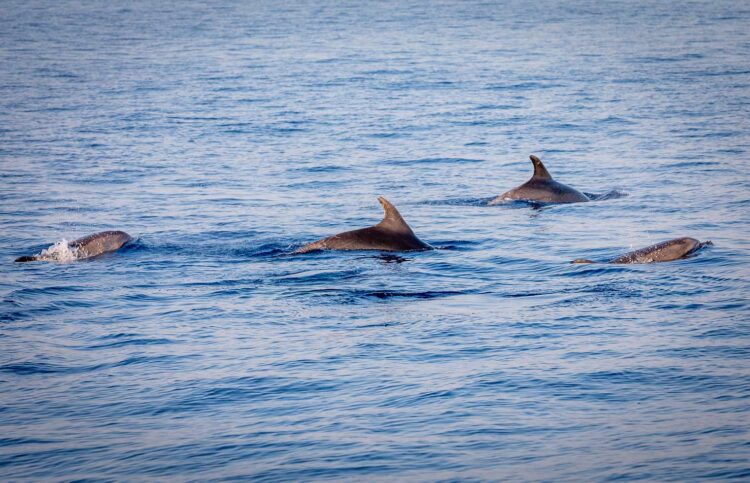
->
375, 196, 414, 234
530, 155, 552, 179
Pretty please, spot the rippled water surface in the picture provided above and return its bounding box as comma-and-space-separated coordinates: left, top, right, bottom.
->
2, 0, 750, 480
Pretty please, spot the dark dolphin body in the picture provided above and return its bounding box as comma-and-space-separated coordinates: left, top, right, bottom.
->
15, 230, 132, 262
488, 155, 589, 205
572, 237, 712, 264
295, 197, 432, 253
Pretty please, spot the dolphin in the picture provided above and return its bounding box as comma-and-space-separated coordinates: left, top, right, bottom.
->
488, 155, 589, 205
15, 230, 132, 262
295, 197, 432, 253
572, 237, 712, 264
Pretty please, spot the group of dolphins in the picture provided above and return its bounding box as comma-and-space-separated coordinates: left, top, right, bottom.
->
15, 155, 712, 264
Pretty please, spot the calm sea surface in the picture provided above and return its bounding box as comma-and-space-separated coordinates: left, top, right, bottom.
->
2, 1, 749, 480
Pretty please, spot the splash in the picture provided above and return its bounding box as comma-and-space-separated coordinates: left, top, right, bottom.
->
36, 239, 80, 262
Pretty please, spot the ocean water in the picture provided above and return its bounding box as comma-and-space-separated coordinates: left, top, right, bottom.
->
2, 0, 750, 480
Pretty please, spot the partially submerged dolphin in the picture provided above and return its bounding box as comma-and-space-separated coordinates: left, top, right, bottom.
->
295, 197, 432, 253
489, 155, 589, 205
572, 237, 712, 264
15, 230, 132, 262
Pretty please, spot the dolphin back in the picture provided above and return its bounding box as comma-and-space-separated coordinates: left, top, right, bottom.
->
609, 237, 703, 264
72, 231, 132, 259
489, 155, 589, 205
295, 197, 431, 253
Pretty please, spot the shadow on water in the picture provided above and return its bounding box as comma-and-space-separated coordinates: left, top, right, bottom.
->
358, 253, 411, 264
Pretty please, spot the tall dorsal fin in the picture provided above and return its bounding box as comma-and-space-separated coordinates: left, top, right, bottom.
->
530, 155, 552, 179
375, 196, 414, 234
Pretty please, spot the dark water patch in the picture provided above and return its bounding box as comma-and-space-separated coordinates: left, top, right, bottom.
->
0, 437, 58, 447
84, 337, 175, 350
473, 103, 522, 110
366, 132, 405, 139
285, 179, 344, 189
289, 164, 351, 174
664, 160, 722, 169
0, 362, 66, 375
180, 277, 264, 289
236, 97, 272, 103
275, 267, 366, 285
699, 327, 750, 339
1, 354, 197, 376
1, 306, 69, 323
486, 82, 566, 91
655, 345, 750, 360
561, 262, 622, 276
359, 69, 412, 75
693, 69, 750, 77
9, 285, 87, 298
632, 55, 701, 63
598, 115, 637, 125
236, 242, 300, 258
152, 376, 342, 416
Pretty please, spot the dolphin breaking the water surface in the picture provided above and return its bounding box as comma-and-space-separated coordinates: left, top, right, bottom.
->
295, 197, 432, 253
15, 230, 133, 262
572, 237, 712, 264
489, 155, 590, 205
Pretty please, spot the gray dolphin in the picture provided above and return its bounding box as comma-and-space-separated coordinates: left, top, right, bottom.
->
295, 197, 432, 253
572, 237, 711, 264
488, 155, 589, 205
15, 230, 132, 262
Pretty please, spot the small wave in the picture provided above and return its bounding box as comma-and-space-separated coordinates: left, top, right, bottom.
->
289, 165, 349, 174
0, 362, 63, 375
586, 190, 628, 201
233, 242, 291, 258
359, 69, 411, 75
473, 103, 521, 110
664, 161, 721, 168
84, 338, 174, 350
429, 240, 481, 251
486, 81, 565, 91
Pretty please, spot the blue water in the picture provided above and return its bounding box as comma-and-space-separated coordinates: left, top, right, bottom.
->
2, 0, 750, 479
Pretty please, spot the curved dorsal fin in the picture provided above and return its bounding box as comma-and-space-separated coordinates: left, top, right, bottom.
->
530, 155, 552, 179
375, 196, 414, 234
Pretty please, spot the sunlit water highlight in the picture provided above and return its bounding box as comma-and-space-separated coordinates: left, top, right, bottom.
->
2, 0, 749, 480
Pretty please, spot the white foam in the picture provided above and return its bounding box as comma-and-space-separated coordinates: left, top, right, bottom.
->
37, 239, 80, 263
